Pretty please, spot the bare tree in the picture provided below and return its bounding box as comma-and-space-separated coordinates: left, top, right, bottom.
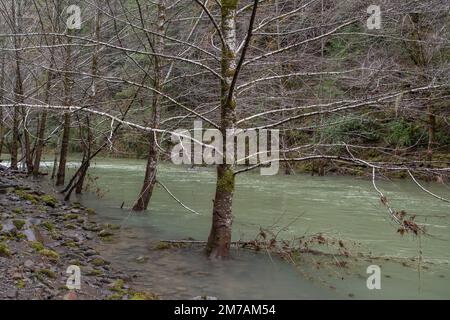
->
0, 0, 448, 260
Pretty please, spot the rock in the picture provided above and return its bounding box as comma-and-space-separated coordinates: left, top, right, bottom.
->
84, 249, 98, 257
98, 230, 114, 237
66, 233, 84, 243
12, 272, 22, 280
63, 291, 78, 300
175, 286, 187, 292
40, 195, 57, 208
82, 224, 101, 232
44, 289, 58, 299
90, 257, 109, 266
24, 259, 35, 269
68, 258, 84, 266
6, 289, 18, 298
0, 220, 14, 232
135, 256, 148, 263
23, 228, 37, 241
0, 172, 138, 300
192, 296, 218, 300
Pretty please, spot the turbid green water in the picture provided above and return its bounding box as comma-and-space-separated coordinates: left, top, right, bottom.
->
47, 157, 450, 299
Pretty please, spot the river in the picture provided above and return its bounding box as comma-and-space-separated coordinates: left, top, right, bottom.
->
43, 157, 450, 299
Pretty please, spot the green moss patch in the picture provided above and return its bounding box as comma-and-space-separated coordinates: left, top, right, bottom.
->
40, 249, 60, 261
37, 268, 57, 279
91, 258, 109, 266
41, 195, 57, 208
15, 190, 39, 204
12, 208, 23, 214
13, 219, 26, 230
154, 241, 171, 250
0, 242, 12, 257
217, 168, 235, 192
64, 214, 78, 220
29, 241, 59, 261
130, 291, 159, 300
29, 241, 44, 252
41, 221, 55, 232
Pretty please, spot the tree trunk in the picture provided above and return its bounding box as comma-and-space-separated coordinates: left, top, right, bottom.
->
56, 30, 73, 186
427, 105, 435, 163
75, 115, 92, 194
33, 11, 57, 176
133, 138, 159, 211
132, 0, 165, 211
10, 0, 24, 171
207, 164, 235, 258
23, 115, 33, 172
0, 108, 3, 159
56, 113, 70, 186
15, 0, 31, 172
206, 0, 238, 258
11, 108, 19, 170
73, 7, 100, 195
0, 51, 4, 158
51, 139, 58, 180
75, 161, 88, 194
32, 108, 48, 176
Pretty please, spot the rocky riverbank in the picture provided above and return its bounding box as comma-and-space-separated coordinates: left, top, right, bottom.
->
0, 165, 158, 300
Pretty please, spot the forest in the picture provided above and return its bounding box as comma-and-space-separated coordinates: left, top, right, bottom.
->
0, 0, 449, 302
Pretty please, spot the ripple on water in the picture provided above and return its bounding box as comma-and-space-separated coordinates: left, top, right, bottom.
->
61, 158, 450, 299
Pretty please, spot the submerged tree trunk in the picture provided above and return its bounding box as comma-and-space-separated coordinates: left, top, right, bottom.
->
56, 31, 73, 186
56, 113, 70, 186
132, 0, 165, 211
73, 6, 100, 195
75, 115, 92, 194
133, 130, 159, 211
206, 0, 238, 258
207, 164, 235, 258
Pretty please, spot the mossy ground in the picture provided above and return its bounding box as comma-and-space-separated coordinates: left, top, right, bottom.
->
0, 168, 157, 300
0, 242, 11, 257
40, 195, 57, 207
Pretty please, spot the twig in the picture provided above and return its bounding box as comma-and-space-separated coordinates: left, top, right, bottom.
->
372, 167, 402, 226
157, 180, 201, 215
407, 170, 450, 203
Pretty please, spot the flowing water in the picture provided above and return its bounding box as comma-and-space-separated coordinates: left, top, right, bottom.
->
41, 157, 450, 299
